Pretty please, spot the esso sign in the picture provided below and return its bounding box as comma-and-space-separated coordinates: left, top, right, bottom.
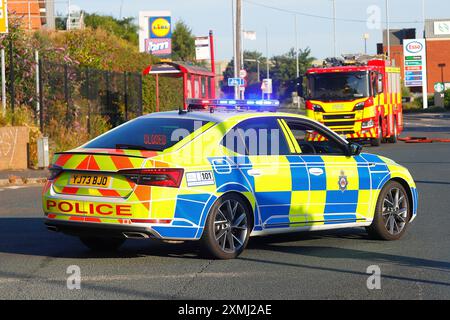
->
406, 41, 423, 54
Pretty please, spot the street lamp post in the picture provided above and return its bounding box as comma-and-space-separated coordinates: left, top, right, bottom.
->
244, 58, 260, 82
363, 33, 370, 54
332, 0, 337, 57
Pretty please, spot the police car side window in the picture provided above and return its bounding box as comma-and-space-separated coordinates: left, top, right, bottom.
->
284, 119, 347, 155
221, 117, 291, 156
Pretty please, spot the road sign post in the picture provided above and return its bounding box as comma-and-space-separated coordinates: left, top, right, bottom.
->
228, 78, 244, 87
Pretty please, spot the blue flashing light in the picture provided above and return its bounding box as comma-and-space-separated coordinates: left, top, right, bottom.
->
187, 98, 280, 111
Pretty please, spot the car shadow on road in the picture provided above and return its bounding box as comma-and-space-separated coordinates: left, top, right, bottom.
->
243, 230, 450, 287
0, 217, 205, 260
1, 217, 450, 284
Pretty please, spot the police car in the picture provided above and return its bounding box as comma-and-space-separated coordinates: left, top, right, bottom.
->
43, 101, 418, 259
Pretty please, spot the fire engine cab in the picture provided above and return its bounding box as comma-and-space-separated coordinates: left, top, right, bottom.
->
303, 55, 403, 146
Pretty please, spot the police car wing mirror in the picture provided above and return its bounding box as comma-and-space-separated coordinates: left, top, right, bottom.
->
348, 142, 362, 156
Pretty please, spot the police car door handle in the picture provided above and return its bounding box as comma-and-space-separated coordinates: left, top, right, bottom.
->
247, 169, 262, 176
368, 162, 376, 167
308, 168, 324, 176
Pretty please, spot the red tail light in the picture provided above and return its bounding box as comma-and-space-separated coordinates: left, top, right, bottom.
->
119, 168, 184, 188
305, 101, 314, 110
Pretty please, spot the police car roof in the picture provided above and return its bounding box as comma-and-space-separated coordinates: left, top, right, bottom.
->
142, 110, 307, 123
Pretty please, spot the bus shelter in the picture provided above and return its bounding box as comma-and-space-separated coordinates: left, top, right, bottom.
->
143, 61, 216, 111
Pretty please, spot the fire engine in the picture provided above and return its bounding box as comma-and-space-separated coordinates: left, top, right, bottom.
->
303, 55, 403, 146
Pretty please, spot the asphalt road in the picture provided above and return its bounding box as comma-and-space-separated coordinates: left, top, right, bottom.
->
0, 113, 449, 300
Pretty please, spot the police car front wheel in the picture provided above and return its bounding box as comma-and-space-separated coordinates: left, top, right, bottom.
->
200, 194, 252, 259
366, 181, 410, 241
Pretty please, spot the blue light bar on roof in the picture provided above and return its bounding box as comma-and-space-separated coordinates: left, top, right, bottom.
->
186, 98, 280, 110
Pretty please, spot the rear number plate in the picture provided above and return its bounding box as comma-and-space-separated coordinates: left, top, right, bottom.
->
70, 174, 111, 187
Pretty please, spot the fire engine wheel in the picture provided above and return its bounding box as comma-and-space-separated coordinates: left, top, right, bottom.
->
79, 236, 126, 252
370, 122, 383, 147
388, 119, 398, 143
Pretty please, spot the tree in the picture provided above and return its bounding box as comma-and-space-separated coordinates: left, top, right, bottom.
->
271, 47, 315, 101
221, 48, 314, 100
84, 13, 139, 45
171, 20, 195, 62
221, 51, 267, 97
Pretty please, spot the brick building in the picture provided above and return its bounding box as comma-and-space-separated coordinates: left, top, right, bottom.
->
379, 20, 450, 94
424, 19, 450, 93
7, 0, 55, 30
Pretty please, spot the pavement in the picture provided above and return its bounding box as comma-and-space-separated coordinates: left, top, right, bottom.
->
0, 169, 48, 186
0, 113, 449, 299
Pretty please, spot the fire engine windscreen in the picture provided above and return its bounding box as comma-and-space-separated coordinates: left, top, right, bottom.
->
307, 71, 370, 101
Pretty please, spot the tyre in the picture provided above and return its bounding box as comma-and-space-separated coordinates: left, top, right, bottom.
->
200, 194, 252, 259
370, 121, 382, 147
79, 236, 125, 252
388, 118, 398, 143
366, 181, 410, 240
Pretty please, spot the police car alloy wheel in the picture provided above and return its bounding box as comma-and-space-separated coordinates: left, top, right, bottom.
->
79, 236, 126, 252
366, 181, 410, 241
200, 194, 251, 259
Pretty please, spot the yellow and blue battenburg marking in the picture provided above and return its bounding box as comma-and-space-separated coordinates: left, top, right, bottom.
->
42, 112, 418, 240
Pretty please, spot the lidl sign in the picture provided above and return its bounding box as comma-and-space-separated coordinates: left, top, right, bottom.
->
150, 16, 171, 39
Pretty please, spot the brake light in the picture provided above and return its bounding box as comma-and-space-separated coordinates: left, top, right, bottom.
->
306, 101, 314, 110
120, 168, 184, 188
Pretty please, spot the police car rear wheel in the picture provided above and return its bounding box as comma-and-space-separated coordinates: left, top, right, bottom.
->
79, 237, 125, 252
200, 194, 251, 259
366, 181, 410, 241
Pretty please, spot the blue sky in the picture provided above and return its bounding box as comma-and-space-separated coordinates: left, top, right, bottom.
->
57, 0, 450, 61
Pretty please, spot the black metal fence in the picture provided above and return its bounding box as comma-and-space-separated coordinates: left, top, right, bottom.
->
38, 60, 143, 136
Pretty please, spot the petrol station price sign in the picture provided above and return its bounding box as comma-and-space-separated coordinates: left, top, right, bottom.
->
403, 39, 427, 88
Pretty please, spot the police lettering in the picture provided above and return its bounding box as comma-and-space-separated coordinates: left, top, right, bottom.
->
46, 200, 132, 216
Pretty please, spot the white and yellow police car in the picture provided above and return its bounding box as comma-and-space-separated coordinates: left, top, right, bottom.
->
43, 101, 418, 259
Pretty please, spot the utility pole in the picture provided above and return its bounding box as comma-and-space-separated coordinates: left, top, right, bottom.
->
295, 14, 300, 109
231, 0, 238, 99
236, 0, 242, 99
295, 14, 299, 79
332, 0, 337, 57
422, 0, 426, 38
385, 0, 390, 59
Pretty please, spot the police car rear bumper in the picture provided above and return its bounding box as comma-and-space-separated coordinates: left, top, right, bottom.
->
44, 219, 162, 240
